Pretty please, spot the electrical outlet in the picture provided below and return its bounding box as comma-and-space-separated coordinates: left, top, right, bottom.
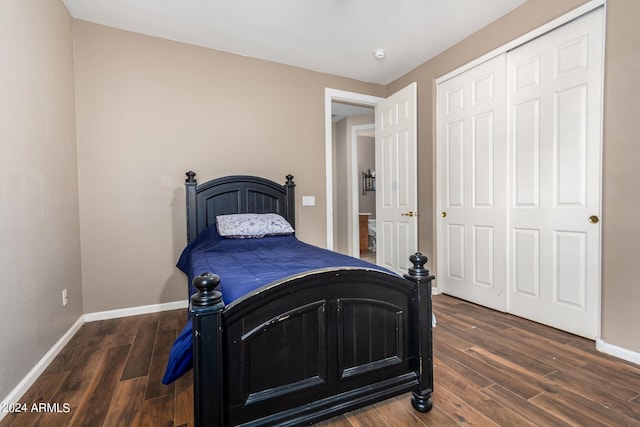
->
62, 288, 68, 306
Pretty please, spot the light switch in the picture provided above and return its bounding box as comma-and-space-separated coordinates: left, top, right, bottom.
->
302, 196, 316, 206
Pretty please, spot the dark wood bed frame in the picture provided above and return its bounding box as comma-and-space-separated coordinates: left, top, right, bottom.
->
184, 171, 434, 426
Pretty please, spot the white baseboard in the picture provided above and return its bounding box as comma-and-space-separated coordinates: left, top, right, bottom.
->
596, 339, 640, 365
84, 300, 188, 322
0, 299, 189, 421
0, 316, 84, 422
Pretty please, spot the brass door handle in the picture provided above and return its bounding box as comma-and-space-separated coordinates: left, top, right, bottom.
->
442, 211, 447, 218
401, 211, 418, 217
588, 215, 600, 224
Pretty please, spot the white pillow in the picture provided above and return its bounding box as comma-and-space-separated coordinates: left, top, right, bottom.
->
216, 213, 294, 238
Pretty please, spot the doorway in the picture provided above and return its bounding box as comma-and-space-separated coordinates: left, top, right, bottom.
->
330, 101, 375, 260
324, 89, 381, 258
325, 84, 418, 275
354, 125, 376, 263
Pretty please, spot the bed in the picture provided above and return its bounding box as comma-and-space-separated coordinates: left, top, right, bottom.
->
166, 171, 434, 426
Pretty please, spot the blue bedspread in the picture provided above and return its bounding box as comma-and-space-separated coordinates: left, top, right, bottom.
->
162, 224, 391, 384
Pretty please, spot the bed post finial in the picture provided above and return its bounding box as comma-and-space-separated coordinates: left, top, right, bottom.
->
404, 252, 435, 413
407, 252, 430, 278
191, 272, 222, 307
185, 171, 197, 183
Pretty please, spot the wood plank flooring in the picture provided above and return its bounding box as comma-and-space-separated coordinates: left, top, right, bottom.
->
2, 294, 640, 426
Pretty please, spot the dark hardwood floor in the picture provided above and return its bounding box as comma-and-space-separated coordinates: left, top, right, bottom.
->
2, 294, 640, 426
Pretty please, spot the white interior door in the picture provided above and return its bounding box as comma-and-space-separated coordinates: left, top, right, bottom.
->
437, 55, 507, 311
375, 82, 418, 274
507, 8, 604, 338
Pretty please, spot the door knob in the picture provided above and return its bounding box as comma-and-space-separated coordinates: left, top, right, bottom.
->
441, 212, 447, 218
401, 211, 418, 217
588, 215, 600, 224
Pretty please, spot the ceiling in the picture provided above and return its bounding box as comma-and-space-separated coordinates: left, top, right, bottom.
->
331, 102, 374, 122
63, 0, 526, 85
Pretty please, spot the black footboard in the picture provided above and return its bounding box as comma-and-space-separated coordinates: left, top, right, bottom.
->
191, 253, 434, 426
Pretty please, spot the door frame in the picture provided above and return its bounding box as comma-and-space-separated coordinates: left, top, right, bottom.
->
350, 123, 375, 258
324, 88, 383, 251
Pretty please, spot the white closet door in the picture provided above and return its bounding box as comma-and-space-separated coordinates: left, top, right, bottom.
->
507, 8, 604, 338
437, 54, 507, 311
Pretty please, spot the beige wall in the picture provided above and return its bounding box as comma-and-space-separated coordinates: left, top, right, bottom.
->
600, 0, 640, 352
73, 21, 385, 312
389, 0, 640, 353
0, 0, 82, 401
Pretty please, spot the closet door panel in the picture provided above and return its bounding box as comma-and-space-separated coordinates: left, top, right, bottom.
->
512, 228, 540, 298
512, 99, 540, 207
554, 84, 588, 207
446, 120, 465, 208
437, 54, 507, 311
507, 8, 603, 338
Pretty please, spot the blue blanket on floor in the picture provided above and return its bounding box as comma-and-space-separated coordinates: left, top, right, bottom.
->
162, 224, 390, 384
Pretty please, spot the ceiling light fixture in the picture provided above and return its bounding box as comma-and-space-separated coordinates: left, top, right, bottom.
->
373, 49, 386, 60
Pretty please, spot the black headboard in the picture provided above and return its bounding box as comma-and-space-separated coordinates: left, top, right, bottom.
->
184, 171, 296, 243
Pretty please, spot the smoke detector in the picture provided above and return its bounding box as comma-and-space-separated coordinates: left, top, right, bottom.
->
373, 49, 386, 60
